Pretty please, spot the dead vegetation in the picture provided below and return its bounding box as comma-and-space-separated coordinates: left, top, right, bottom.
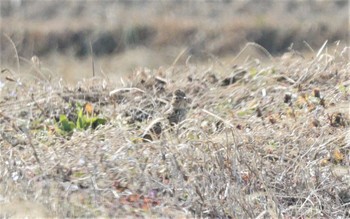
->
0, 43, 350, 218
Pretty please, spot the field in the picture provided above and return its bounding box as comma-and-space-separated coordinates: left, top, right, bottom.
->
1, 1, 350, 218
1, 0, 348, 82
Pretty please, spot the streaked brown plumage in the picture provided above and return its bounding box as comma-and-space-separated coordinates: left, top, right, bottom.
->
141, 121, 162, 142
141, 89, 189, 142
166, 89, 189, 126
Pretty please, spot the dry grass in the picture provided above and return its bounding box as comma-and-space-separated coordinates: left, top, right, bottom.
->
1, 43, 350, 218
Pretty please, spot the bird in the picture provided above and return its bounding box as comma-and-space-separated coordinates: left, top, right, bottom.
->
141, 119, 162, 142
165, 89, 189, 126
141, 89, 189, 142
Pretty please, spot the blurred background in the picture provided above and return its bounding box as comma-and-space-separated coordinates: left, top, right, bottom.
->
0, 0, 349, 83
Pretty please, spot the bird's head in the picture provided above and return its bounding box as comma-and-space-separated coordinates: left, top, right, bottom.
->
171, 89, 188, 109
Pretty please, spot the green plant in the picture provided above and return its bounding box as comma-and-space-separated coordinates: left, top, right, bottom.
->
57, 114, 75, 134
56, 106, 107, 135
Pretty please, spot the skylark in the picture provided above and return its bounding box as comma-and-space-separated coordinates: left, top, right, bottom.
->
141, 120, 162, 142
141, 89, 189, 142
166, 89, 189, 126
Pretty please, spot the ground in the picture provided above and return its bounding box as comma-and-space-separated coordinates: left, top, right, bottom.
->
1, 43, 350, 217
0, 0, 350, 218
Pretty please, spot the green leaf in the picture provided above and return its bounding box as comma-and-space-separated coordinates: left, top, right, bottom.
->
58, 115, 75, 133
76, 109, 87, 130
54, 105, 107, 136
92, 118, 107, 129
